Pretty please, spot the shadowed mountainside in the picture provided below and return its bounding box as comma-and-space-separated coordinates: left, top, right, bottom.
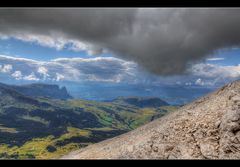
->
0, 82, 72, 100
0, 83, 176, 159
109, 96, 169, 108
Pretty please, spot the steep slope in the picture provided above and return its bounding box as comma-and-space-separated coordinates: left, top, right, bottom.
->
63, 80, 240, 159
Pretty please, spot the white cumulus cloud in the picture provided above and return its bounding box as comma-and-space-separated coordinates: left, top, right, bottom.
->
37, 66, 49, 80
0, 54, 239, 88
11, 70, 23, 80
195, 78, 205, 86
0, 55, 138, 83
0, 64, 12, 73
23, 72, 40, 81
55, 73, 65, 81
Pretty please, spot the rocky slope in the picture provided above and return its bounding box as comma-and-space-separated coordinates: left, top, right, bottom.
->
62, 80, 240, 159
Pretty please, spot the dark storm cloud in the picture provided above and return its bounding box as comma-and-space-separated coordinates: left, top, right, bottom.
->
1, 8, 240, 75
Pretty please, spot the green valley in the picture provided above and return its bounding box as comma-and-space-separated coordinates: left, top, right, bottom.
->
0, 83, 178, 159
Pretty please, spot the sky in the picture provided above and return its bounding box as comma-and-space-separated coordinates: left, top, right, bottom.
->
0, 8, 240, 103
0, 37, 239, 88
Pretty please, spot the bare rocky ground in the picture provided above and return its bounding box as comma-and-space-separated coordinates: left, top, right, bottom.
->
62, 80, 240, 159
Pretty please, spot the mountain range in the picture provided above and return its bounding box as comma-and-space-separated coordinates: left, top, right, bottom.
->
109, 97, 169, 108
0, 83, 72, 100
0, 82, 176, 159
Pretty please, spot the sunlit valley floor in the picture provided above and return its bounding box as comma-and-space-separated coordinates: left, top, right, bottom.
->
0, 82, 179, 159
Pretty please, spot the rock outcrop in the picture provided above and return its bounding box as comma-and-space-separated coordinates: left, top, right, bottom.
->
62, 80, 240, 159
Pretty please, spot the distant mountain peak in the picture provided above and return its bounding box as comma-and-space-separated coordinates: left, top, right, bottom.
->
63, 80, 240, 159
111, 96, 169, 108
0, 82, 72, 100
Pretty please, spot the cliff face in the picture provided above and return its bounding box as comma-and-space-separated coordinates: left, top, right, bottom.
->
0, 83, 72, 100
62, 80, 240, 159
